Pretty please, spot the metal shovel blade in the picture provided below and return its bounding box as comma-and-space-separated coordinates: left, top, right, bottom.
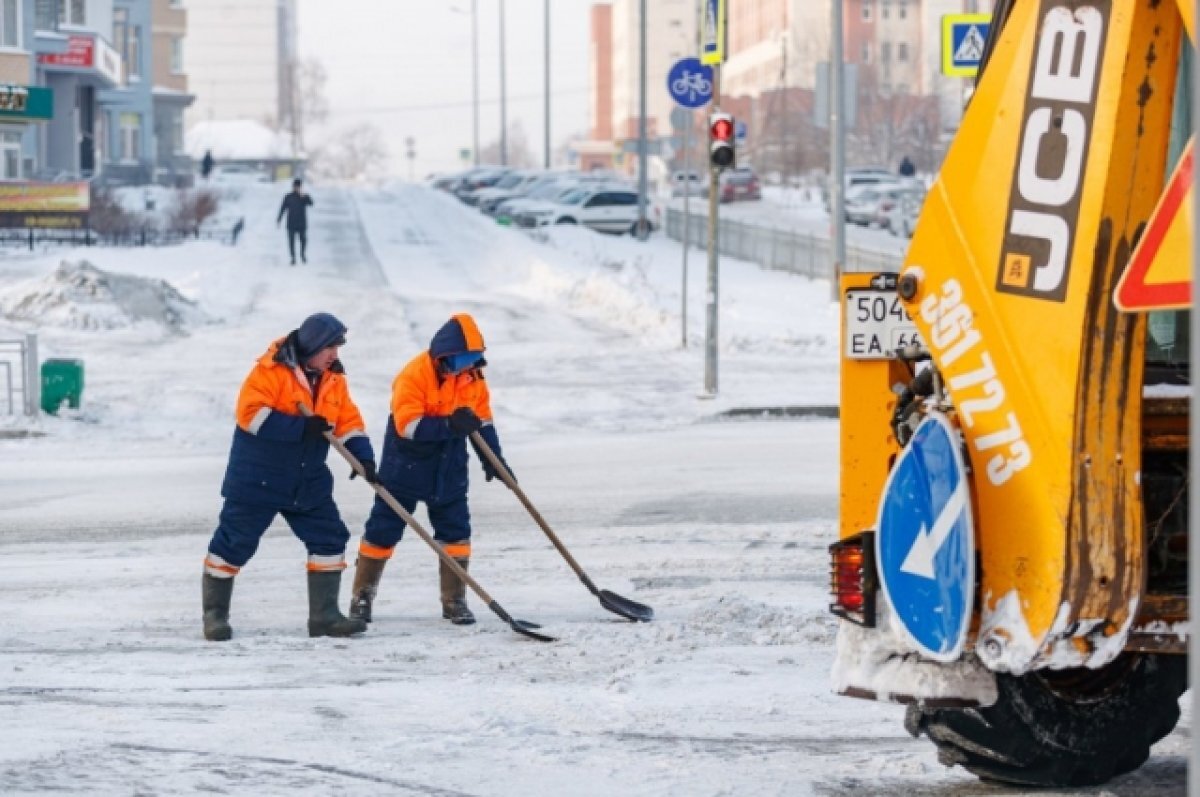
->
598, 590, 654, 622
511, 619, 556, 642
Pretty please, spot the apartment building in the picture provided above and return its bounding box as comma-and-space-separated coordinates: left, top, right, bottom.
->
183, 0, 296, 132
0, 1, 51, 180
150, 0, 191, 182
609, 0, 695, 143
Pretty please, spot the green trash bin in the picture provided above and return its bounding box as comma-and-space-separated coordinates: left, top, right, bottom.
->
41, 358, 85, 415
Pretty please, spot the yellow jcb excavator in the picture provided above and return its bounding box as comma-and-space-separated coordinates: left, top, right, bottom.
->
830, 0, 1191, 786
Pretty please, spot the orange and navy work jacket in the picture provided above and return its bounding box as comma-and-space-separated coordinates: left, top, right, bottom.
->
376, 314, 504, 502
220, 334, 374, 509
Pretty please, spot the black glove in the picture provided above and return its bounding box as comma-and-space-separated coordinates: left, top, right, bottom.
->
303, 414, 332, 439
484, 459, 515, 484
350, 460, 379, 484
448, 407, 482, 437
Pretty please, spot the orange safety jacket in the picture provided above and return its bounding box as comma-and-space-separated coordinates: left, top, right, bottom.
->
375, 314, 504, 502
221, 335, 373, 509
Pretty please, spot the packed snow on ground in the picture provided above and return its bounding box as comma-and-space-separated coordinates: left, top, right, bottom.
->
0, 181, 1187, 795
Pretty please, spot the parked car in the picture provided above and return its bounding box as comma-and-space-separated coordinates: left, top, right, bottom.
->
473, 171, 539, 214
498, 174, 625, 223
514, 185, 653, 235
881, 186, 927, 237
822, 167, 900, 211
707, 169, 761, 202
670, 170, 704, 197
454, 167, 511, 204
843, 182, 906, 226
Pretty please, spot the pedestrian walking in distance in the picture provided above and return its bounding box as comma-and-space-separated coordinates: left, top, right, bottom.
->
349, 313, 515, 626
202, 312, 378, 641
278, 178, 313, 265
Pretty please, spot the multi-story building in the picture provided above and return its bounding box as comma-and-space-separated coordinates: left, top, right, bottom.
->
149, 0, 192, 183
98, 0, 153, 183
183, 0, 296, 133
0, 1, 53, 180
576, 2, 613, 172
34, 0, 124, 179
609, 0, 695, 145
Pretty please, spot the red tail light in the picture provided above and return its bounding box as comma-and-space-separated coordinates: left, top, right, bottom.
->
829, 531, 877, 627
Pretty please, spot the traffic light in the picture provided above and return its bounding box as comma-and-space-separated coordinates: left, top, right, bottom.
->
709, 112, 735, 169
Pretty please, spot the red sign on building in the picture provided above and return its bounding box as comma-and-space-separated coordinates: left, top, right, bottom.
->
38, 35, 96, 69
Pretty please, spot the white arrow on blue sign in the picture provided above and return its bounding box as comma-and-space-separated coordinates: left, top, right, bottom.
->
875, 410, 975, 661
667, 57, 714, 109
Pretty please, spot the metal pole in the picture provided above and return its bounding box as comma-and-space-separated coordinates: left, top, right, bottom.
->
24, 332, 37, 416
544, 0, 551, 169
500, 0, 508, 166
472, 0, 479, 166
636, 0, 649, 240
682, 114, 691, 348
781, 31, 788, 187
704, 64, 721, 395
1189, 2, 1199, 794
830, 0, 846, 299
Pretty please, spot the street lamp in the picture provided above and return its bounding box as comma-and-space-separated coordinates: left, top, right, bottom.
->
450, 3, 480, 166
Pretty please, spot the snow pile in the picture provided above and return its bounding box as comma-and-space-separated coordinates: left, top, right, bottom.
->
0, 261, 209, 334
684, 594, 836, 646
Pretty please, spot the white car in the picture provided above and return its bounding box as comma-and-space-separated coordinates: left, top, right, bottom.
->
498, 175, 624, 222
515, 185, 654, 235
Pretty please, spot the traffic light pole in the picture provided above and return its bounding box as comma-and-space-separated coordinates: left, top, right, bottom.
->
704, 65, 722, 396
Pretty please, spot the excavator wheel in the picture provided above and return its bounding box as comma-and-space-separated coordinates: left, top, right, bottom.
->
904, 653, 1187, 787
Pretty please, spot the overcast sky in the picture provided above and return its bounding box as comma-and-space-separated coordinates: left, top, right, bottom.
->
297, 0, 595, 178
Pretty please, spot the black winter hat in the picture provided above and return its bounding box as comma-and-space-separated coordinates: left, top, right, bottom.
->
296, 312, 347, 358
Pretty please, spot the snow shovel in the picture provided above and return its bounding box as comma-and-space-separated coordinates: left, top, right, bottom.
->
298, 403, 554, 642
470, 431, 654, 623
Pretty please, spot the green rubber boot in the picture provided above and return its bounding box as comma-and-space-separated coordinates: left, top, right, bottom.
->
307, 570, 368, 638
202, 573, 234, 642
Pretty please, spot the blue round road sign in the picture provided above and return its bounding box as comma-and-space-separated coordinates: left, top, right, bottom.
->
667, 57, 714, 109
875, 411, 975, 661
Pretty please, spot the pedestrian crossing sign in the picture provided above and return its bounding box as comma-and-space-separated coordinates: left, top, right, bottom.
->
942, 14, 991, 77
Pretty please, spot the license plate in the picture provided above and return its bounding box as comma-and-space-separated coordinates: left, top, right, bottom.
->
845, 289, 923, 360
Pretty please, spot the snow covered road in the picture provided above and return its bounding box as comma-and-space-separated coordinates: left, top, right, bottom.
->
0, 181, 1187, 795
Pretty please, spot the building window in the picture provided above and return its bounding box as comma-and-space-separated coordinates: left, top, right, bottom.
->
113, 9, 141, 80
119, 112, 140, 162
0, 0, 19, 47
169, 0, 182, 6
880, 41, 891, 62
60, 0, 85, 26
861, 41, 871, 64
862, 1, 871, 21
170, 36, 183, 74
881, 1, 889, 20
899, 0, 907, 19
897, 42, 909, 62
34, 0, 55, 31
0, 130, 20, 178
166, 107, 183, 155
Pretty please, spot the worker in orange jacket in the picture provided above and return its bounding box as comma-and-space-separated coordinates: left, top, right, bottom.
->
202, 312, 377, 641
348, 313, 513, 626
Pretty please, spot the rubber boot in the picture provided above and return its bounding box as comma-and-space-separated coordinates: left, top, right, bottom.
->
202, 573, 234, 642
307, 570, 368, 638
440, 557, 476, 625
349, 556, 388, 623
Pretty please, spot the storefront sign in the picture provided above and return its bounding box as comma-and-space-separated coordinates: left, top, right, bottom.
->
38, 34, 122, 85
0, 85, 53, 120
0, 182, 90, 228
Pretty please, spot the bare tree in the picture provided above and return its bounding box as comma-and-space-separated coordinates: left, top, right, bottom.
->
315, 124, 389, 181
479, 122, 537, 168
280, 57, 330, 154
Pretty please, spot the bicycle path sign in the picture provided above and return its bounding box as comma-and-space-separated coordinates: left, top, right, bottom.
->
667, 57, 714, 109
